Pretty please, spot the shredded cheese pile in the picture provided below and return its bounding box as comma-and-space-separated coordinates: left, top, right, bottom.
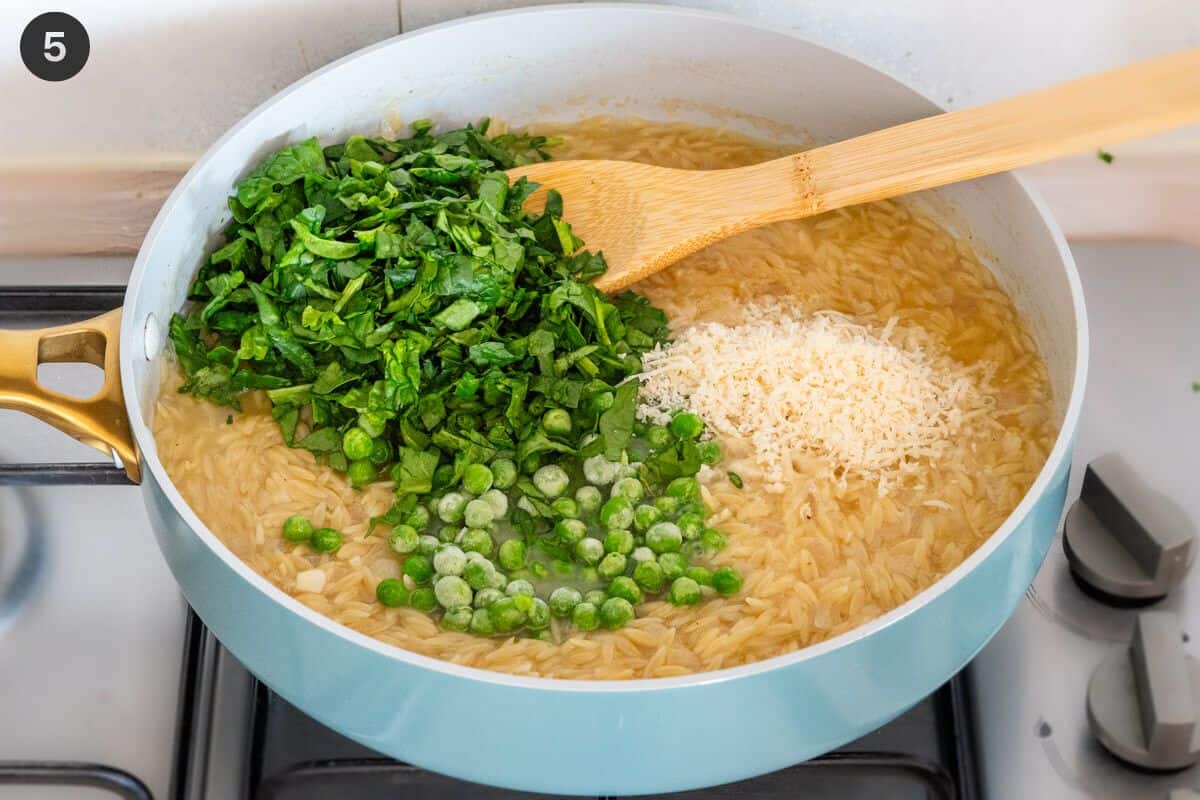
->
636, 301, 988, 493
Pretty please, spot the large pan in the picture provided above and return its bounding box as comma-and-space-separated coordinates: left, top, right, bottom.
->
0, 4, 1086, 794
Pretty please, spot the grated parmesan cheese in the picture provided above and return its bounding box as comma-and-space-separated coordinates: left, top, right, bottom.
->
636, 300, 990, 493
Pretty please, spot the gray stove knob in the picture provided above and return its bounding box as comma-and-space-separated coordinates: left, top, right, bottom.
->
1088, 611, 1200, 771
1063, 453, 1195, 604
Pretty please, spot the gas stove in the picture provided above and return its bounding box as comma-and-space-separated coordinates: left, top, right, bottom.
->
0, 240, 1196, 798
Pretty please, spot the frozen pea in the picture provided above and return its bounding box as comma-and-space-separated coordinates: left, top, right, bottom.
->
572, 601, 600, 631
607, 576, 643, 605
480, 488, 509, 518
549, 586, 582, 617
630, 546, 656, 565
410, 587, 437, 612
469, 607, 495, 635
532, 464, 570, 498
582, 454, 621, 486
490, 458, 518, 489
542, 408, 572, 436
633, 559, 666, 592
387, 524, 420, 554
405, 505, 431, 531
711, 567, 743, 596
645, 425, 671, 449
610, 477, 645, 504
677, 512, 705, 541
526, 598, 552, 630
666, 476, 702, 504
433, 545, 467, 576
658, 552, 688, 580
599, 597, 635, 629
554, 518, 588, 546
463, 559, 492, 590
462, 463, 494, 494
417, 535, 440, 556
685, 566, 713, 586
604, 529, 635, 555
646, 522, 683, 554
584, 589, 608, 607
489, 597, 525, 631
669, 411, 705, 440
575, 537, 605, 565
634, 504, 662, 532
459, 528, 494, 557
474, 587, 504, 608
653, 495, 681, 517
600, 497, 634, 530
497, 539, 526, 571
701, 528, 728, 552
506, 579, 535, 597
487, 568, 508, 590
551, 497, 580, 519
575, 485, 603, 514
464, 498, 496, 528
437, 492, 468, 524
441, 606, 473, 632
597, 551, 627, 580
668, 576, 702, 606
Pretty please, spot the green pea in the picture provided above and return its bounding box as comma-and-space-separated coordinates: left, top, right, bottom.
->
610, 477, 645, 504
677, 512, 705, 541
600, 497, 634, 530
434, 575, 472, 609
701, 528, 728, 552
633, 504, 662, 532
668, 576, 702, 606
410, 587, 437, 612
575, 485, 603, 515
583, 589, 608, 607
608, 576, 643, 605
463, 559, 492, 590
630, 546, 656, 565
533, 464, 570, 498
346, 459, 375, 488
405, 505, 432, 531
542, 408, 572, 436
597, 551, 627, 580
599, 597, 635, 629
489, 597, 526, 631
403, 554, 434, 584
579, 566, 600, 585
633, 560, 666, 592
464, 498, 496, 528
375, 578, 409, 607
711, 567, 743, 596
282, 515, 314, 542
416, 535, 440, 556
432, 545, 467, 576
653, 495, 681, 517
388, 524, 420, 555
479, 489, 509, 518
645, 425, 671, 450
342, 427, 374, 461
582, 454, 621, 486
658, 552, 688, 580
526, 598, 552, 630
436, 492, 468, 524
669, 412, 705, 440
441, 606, 473, 632
311, 528, 342, 553
666, 476, 702, 503
549, 586, 582, 617
369, 438, 393, 466
439, 525, 462, 544
697, 440, 722, 466
551, 497, 580, 519
535, 561, 554, 579
474, 587, 504, 608
575, 537, 605, 565
462, 463, 495, 494
685, 566, 713, 586
645, 521, 683, 554
552, 519, 585, 547
486, 568, 508, 590
572, 601, 600, 631
460, 528, 494, 557
490, 458, 518, 489
469, 607, 495, 635
505, 579, 535, 597
604, 529, 635, 555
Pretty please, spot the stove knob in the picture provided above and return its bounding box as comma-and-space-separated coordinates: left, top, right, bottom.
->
1063, 453, 1195, 605
1088, 611, 1200, 771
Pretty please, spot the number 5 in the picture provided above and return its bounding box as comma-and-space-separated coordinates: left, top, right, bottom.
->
44, 31, 66, 62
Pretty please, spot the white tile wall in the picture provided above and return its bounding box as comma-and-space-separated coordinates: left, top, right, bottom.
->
1, 0, 399, 162
2, 1, 1198, 160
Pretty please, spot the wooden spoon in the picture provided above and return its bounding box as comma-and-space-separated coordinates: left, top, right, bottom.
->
509, 49, 1200, 292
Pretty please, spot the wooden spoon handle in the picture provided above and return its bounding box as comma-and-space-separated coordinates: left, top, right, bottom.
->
737, 49, 1200, 220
